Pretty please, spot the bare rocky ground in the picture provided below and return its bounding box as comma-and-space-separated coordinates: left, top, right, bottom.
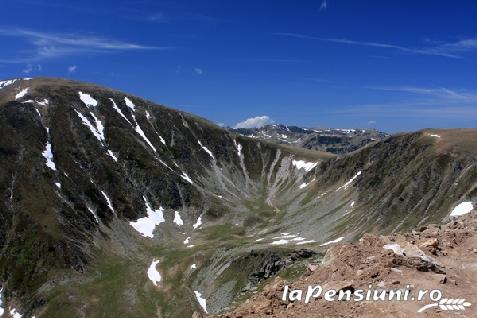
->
210, 211, 477, 318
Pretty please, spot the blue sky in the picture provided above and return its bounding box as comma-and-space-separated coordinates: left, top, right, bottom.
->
1, 0, 476, 132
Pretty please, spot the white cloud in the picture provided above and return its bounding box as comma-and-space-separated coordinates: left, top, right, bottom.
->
234, 116, 273, 129
68, 65, 78, 73
194, 67, 203, 75
320, 0, 327, 11
0, 28, 174, 63
368, 120, 376, 125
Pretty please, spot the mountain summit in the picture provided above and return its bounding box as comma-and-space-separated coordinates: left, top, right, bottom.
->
0, 78, 476, 317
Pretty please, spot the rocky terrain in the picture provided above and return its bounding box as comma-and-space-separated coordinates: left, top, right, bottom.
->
0, 78, 476, 318
231, 125, 388, 155
215, 210, 477, 318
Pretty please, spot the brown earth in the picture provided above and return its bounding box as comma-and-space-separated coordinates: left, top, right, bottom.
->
211, 211, 477, 318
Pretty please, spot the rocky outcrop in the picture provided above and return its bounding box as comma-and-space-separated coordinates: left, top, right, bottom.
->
246, 249, 316, 288
215, 211, 477, 318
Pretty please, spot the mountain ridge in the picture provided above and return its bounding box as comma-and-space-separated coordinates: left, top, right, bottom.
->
230, 124, 389, 155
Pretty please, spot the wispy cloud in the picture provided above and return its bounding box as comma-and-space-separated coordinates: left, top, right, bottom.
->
194, 67, 203, 75
68, 65, 77, 73
273, 32, 477, 59
22, 63, 42, 74
0, 28, 174, 63
330, 103, 477, 118
320, 0, 327, 11
234, 116, 273, 129
367, 86, 477, 103
145, 12, 170, 23
328, 85, 477, 119
241, 58, 310, 63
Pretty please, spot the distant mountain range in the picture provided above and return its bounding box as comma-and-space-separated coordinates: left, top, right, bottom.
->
230, 125, 389, 154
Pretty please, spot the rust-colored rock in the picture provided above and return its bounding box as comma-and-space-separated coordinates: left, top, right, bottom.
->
212, 212, 477, 318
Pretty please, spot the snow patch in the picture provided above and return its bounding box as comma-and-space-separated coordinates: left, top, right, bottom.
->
129, 197, 165, 238
109, 98, 132, 125
42, 128, 57, 171
55, 182, 61, 189
42, 142, 56, 171
233, 139, 242, 157
180, 172, 193, 184
296, 240, 316, 245
15, 88, 29, 99
194, 291, 207, 313
87, 207, 100, 223
0, 79, 18, 90
198, 140, 215, 160
299, 178, 315, 189
75, 110, 105, 143
429, 134, 441, 138
78, 92, 98, 107
107, 150, 118, 162
193, 215, 203, 229
147, 259, 161, 286
336, 171, 362, 191
37, 99, 49, 106
292, 159, 317, 172
91, 113, 105, 141
0, 287, 4, 316
270, 239, 289, 245
9, 307, 22, 318
125, 97, 136, 111
320, 237, 344, 246
269, 233, 305, 245
450, 201, 474, 217
183, 237, 191, 245
135, 124, 156, 152
272, 234, 298, 239
173, 211, 184, 226
101, 191, 115, 213
191, 264, 197, 269
337, 128, 356, 133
